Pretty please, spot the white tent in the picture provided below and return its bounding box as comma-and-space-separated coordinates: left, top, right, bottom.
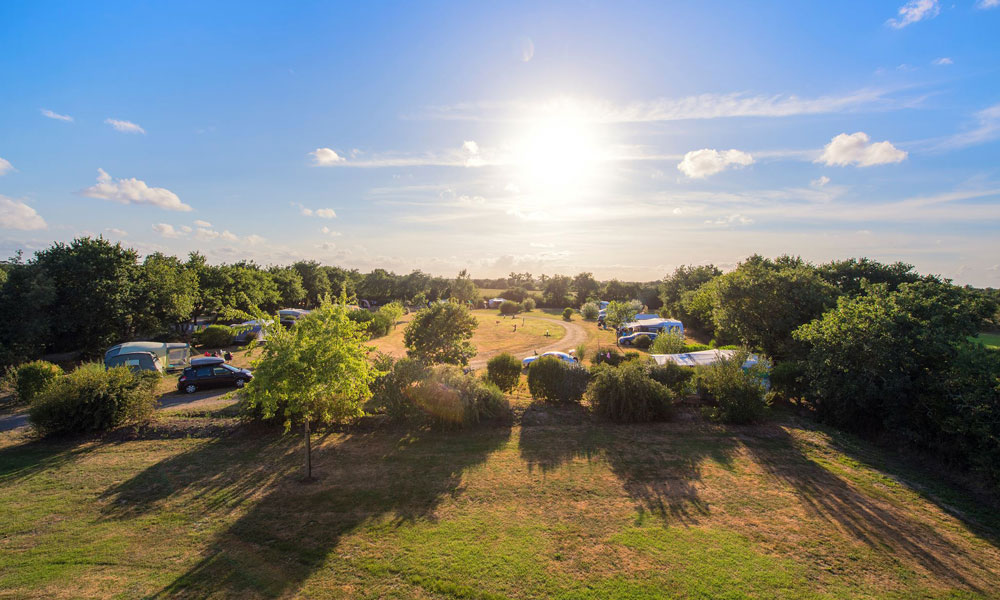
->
651, 349, 758, 369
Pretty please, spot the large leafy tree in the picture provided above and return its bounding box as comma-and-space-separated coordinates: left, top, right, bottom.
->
817, 257, 921, 296
242, 299, 379, 479
269, 266, 307, 307
449, 269, 479, 305
659, 264, 722, 328
604, 300, 638, 335
137, 252, 198, 334
572, 272, 599, 306
292, 260, 332, 306
709, 255, 836, 358
543, 275, 573, 307
403, 302, 478, 365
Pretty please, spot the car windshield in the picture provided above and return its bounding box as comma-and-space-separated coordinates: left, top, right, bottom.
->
223, 364, 241, 372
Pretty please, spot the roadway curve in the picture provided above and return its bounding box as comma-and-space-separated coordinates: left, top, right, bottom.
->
468, 314, 588, 370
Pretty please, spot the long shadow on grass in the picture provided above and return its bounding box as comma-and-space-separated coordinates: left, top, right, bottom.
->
519, 404, 737, 525
126, 423, 512, 598
0, 438, 96, 485
742, 423, 996, 593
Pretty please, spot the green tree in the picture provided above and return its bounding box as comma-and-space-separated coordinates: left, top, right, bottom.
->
377, 301, 405, 329
817, 257, 920, 297
659, 264, 721, 329
137, 252, 197, 334
572, 272, 599, 307
710, 255, 836, 358
450, 269, 480, 305
269, 266, 307, 307
404, 302, 478, 365
543, 275, 573, 307
243, 300, 379, 479
604, 300, 638, 333
293, 260, 332, 306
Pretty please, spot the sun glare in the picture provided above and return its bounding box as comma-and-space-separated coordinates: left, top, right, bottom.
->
513, 116, 605, 203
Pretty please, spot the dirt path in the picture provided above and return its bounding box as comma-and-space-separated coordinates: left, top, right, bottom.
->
468, 315, 587, 369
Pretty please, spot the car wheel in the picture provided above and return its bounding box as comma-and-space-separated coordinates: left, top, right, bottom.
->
184, 384, 198, 394
235, 378, 246, 388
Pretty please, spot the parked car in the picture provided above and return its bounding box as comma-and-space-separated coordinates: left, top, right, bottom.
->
521, 351, 578, 369
177, 356, 252, 394
618, 331, 659, 346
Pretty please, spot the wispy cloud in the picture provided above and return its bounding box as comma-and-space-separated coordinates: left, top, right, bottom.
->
292, 202, 337, 218
104, 227, 128, 237
152, 223, 182, 238
931, 57, 953, 66
977, 0, 999, 9
817, 132, 907, 167
0, 196, 47, 230
81, 168, 191, 211
105, 118, 145, 134
936, 103, 1000, 149
886, 0, 939, 28
41, 108, 73, 122
410, 88, 902, 123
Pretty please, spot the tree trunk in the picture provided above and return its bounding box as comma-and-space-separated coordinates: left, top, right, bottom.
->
304, 418, 312, 480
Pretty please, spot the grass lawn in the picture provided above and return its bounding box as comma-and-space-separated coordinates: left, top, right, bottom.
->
972, 332, 1000, 350
2, 402, 999, 599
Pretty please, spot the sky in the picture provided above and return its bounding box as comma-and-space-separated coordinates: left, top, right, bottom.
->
1, 1, 999, 286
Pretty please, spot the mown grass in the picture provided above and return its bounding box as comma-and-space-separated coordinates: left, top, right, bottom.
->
2, 407, 999, 599
971, 332, 1000, 350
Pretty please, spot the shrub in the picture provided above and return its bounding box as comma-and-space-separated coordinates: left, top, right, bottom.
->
697, 350, 770, 424
522, 297, 536, 312
527, 356, 589, 403
684, 343, 711, 352
649, 361, 695, 395
499, 300, 521, 316
593, 348, 625, 366
408, 365, 510, 426
580, 302, 600, 320
624, 351, 641, 362
574, 343, 587, 363
6, 360, 63, 405
29, 363, 156, 436
769, 360, 807, 400
562, 307, 574, 321
367, 354, 431, 421
589, 362, 675, 423
650, 330, 686, 354
501, 287, 528, 302
632, 334, 652, 350
197, 324, 235, 348
368, 311, 393, 338
486, 353, 522, 392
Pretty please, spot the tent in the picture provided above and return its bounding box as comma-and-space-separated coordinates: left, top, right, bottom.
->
105, 351, 163, 373
104, 341, 190, 370
487, 298, 506, 309
620, 317, 684, 336
651, 349, 758, 369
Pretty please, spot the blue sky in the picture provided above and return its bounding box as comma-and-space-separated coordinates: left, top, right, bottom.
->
1, 0, 999, 285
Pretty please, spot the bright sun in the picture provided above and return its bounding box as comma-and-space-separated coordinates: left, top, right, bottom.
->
513, 116, 604, 201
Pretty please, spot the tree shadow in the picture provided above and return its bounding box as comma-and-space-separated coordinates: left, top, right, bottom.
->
741, 423, 995, 594
518, 405, 738, 526
123, 422, 513, 598
0, 437, 96, 485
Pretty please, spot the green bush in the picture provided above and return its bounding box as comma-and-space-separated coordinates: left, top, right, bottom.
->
29, 363, 156, 436
486, 353, 521, 392
624, 351, 641, 362
407, 365, 510, 426
650, 330, 686, 354
501, 287, 528, 302
562, 307, 574, 321
684, 343, 712, 352
527, 356, 589, 403
648, 361, 695, 395
632, 334, 652, 350
6, 360, 63, 405
522, 297, 536, 312
593, 348, 625, 366
574, 343, 587, 363
589, 362, 675, 423
580, 302, 600, 320
499, 300, 521, 316
368, 311, 393, 338
367, 354, 431, 421
769, 360, 807, 400
197, 324, 235, 348
697, 350, 770, 424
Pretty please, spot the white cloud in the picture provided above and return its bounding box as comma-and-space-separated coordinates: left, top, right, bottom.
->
321, 226, 342, 236
0, 157, 12, 176
195, 227, 220, 240
977, 0, 999, 8
245, 234, 265, 245
81, 168, 191, 211
41, 109, 73, 122
105, 118, 146, 134
811, 175, 831, 187
181, 225, 193, 233
221, 230, 239, 241
0, 196, 47, 230
937, 103, 1000, 149
817, 132, 907, 167
462, 140, 485, 167
193, 219, 212, 227
105, 227, 128, 237
315, 208, 336, 219
704, 214, 754, 226
886, 0, 939, 28
931, 57, 953, 66
152, 223, 182, 238
677, 149, 754, 179
310, 147, 345, 166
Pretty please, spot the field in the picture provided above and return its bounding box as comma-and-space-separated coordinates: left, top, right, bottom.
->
2, 399, 999, 599
973, 332, 1000, 350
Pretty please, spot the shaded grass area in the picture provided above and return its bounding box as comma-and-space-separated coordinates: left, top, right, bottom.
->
2, 411, 999, 599
971, 332, 1000, 350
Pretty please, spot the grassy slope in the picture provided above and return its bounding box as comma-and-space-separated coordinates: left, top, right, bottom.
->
972, 332, 1000, 350
2, 404, 999, 599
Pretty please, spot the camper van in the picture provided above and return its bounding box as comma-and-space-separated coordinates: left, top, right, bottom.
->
104, 341, 190, 372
